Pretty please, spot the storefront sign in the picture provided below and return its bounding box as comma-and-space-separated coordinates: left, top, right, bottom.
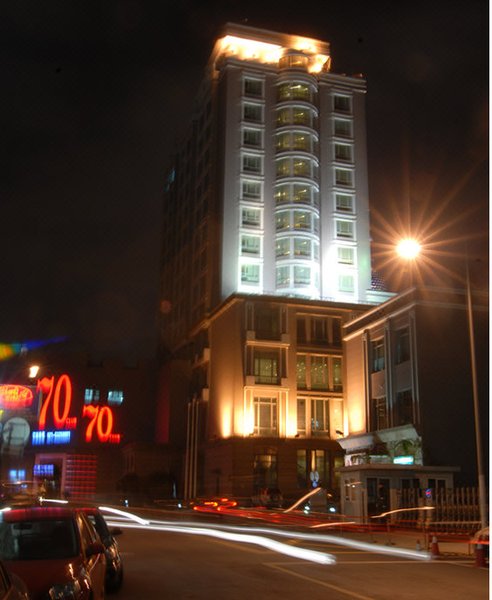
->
0, 385, 34, 409
36, 375, 121, 445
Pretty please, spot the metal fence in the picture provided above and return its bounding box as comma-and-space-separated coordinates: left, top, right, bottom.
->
396, 487, 485, 534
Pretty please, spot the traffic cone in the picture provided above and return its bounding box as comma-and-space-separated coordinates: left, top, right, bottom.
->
430, 534, 440, 558
475, 537, 486, 568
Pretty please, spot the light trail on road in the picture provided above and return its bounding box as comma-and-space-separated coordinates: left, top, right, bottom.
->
99, 508, 431, 562
107, 520, 336, 565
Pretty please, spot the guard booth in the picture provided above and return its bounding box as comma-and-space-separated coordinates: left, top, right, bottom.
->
338, 464, 457, 523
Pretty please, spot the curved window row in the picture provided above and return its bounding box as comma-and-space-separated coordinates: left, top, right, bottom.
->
275, 237, 319, 261
276, 156, 318, 180
277, 82, 315, 103
279, 54, 310, 71
275, 182, 319, 207
276, 265, 317, 288
275, 131, 318, 154
276, 106, 317, 129
275, 210, 319, 233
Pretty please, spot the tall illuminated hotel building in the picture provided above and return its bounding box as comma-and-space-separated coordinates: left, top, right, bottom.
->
159, 23, 391, 501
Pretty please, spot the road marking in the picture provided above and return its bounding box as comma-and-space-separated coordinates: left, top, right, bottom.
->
266, 562, 375, 600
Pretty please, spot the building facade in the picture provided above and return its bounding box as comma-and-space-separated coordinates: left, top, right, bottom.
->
159, 24, 392, 502
338, 286, 489, 521
183, 294, 372, 503
160, 23, 387, 351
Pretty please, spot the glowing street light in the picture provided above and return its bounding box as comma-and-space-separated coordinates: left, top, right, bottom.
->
396, 238, 421, 260
28, 365, 40, 379
396, 237, 421, 288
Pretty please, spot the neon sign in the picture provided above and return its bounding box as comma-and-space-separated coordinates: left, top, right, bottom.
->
37, 375, 121, 444
32, 430, 71, 445
0, 385, 34, 409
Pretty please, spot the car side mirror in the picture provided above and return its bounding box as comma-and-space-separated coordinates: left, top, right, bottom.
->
86, 541, 105, 557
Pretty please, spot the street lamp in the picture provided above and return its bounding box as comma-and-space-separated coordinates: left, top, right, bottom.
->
396, 238, 421, 260
395, 239, 488, 530
396, 238, 421, 287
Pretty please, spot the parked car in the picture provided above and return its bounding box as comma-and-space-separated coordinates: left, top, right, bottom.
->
77, 507, 123, 592
0, 560, 30, 599
0, 506, 106, 600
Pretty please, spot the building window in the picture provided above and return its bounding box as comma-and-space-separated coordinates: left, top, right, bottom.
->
335, 193, 354, 212
241, 208, 261, 228
334, 119, 352, 137
107, 390, 124, 406
243, 128, 262, 147
242, 154, 262, 173
338, 274, 354, 292
279, 53, 309, 70
310, 356, 329, 390
335, 168, 353, 187
241, 264, 260, 283
395, 390, 413, 426
253, 304, 281, 339
296, 400, 306, 434
241, 235, 260, 255
395, 328, 410, 364
294, 265, 311, 285
293, 238, 311, 258
276, 106, 316, 128
334, 94, 351, 112
371, 396, 388, 430
254, 397, 278, 435
243, 103, 262, 122
311, 398, 330, 436
244, 78, 263, 97
276, 156, 318, 179
275, 131, 316, 153
253, 452, 277, 489
337, 247, 354, 264
293, 210, 311, 230
296, 355, 307, 389
277, 82, 312, 102
275, 211, 290, 231
297, 317, 307, 342
275, 183, 319, 206
296, 449, 307, 486
336, 220, 354, 239
275, 238, 290, 258
335, 143, 352, 161
332, 358, 342, 391
84, 388, 100, 405
276, 265, 290, 286
253, 349, 280, 384
372, 340, 385, 372
297, 354, 342, 392
242, 180, 261, 200
311, 317, 328, 342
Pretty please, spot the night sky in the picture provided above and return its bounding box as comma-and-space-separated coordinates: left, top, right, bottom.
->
2, 1, 488, 361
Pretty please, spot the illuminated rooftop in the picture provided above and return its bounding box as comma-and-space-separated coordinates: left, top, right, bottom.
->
211, 23, 331, 74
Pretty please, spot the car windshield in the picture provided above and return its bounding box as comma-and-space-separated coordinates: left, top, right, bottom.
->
0, 518, 78, 560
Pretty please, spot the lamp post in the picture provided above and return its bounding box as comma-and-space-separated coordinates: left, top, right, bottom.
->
464, 258, 487, 530
396, 238, 487, 530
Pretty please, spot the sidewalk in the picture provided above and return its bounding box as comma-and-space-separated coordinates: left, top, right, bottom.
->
328, 526, 479, 559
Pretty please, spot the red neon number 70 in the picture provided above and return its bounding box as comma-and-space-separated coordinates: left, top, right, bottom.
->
37, 375, 76, 430
82, 405, 121, 443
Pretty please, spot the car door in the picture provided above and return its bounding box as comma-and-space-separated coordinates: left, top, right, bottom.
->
76, 513, 106, 599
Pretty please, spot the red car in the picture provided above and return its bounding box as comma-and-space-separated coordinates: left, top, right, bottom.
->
0, 507, 106, 600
